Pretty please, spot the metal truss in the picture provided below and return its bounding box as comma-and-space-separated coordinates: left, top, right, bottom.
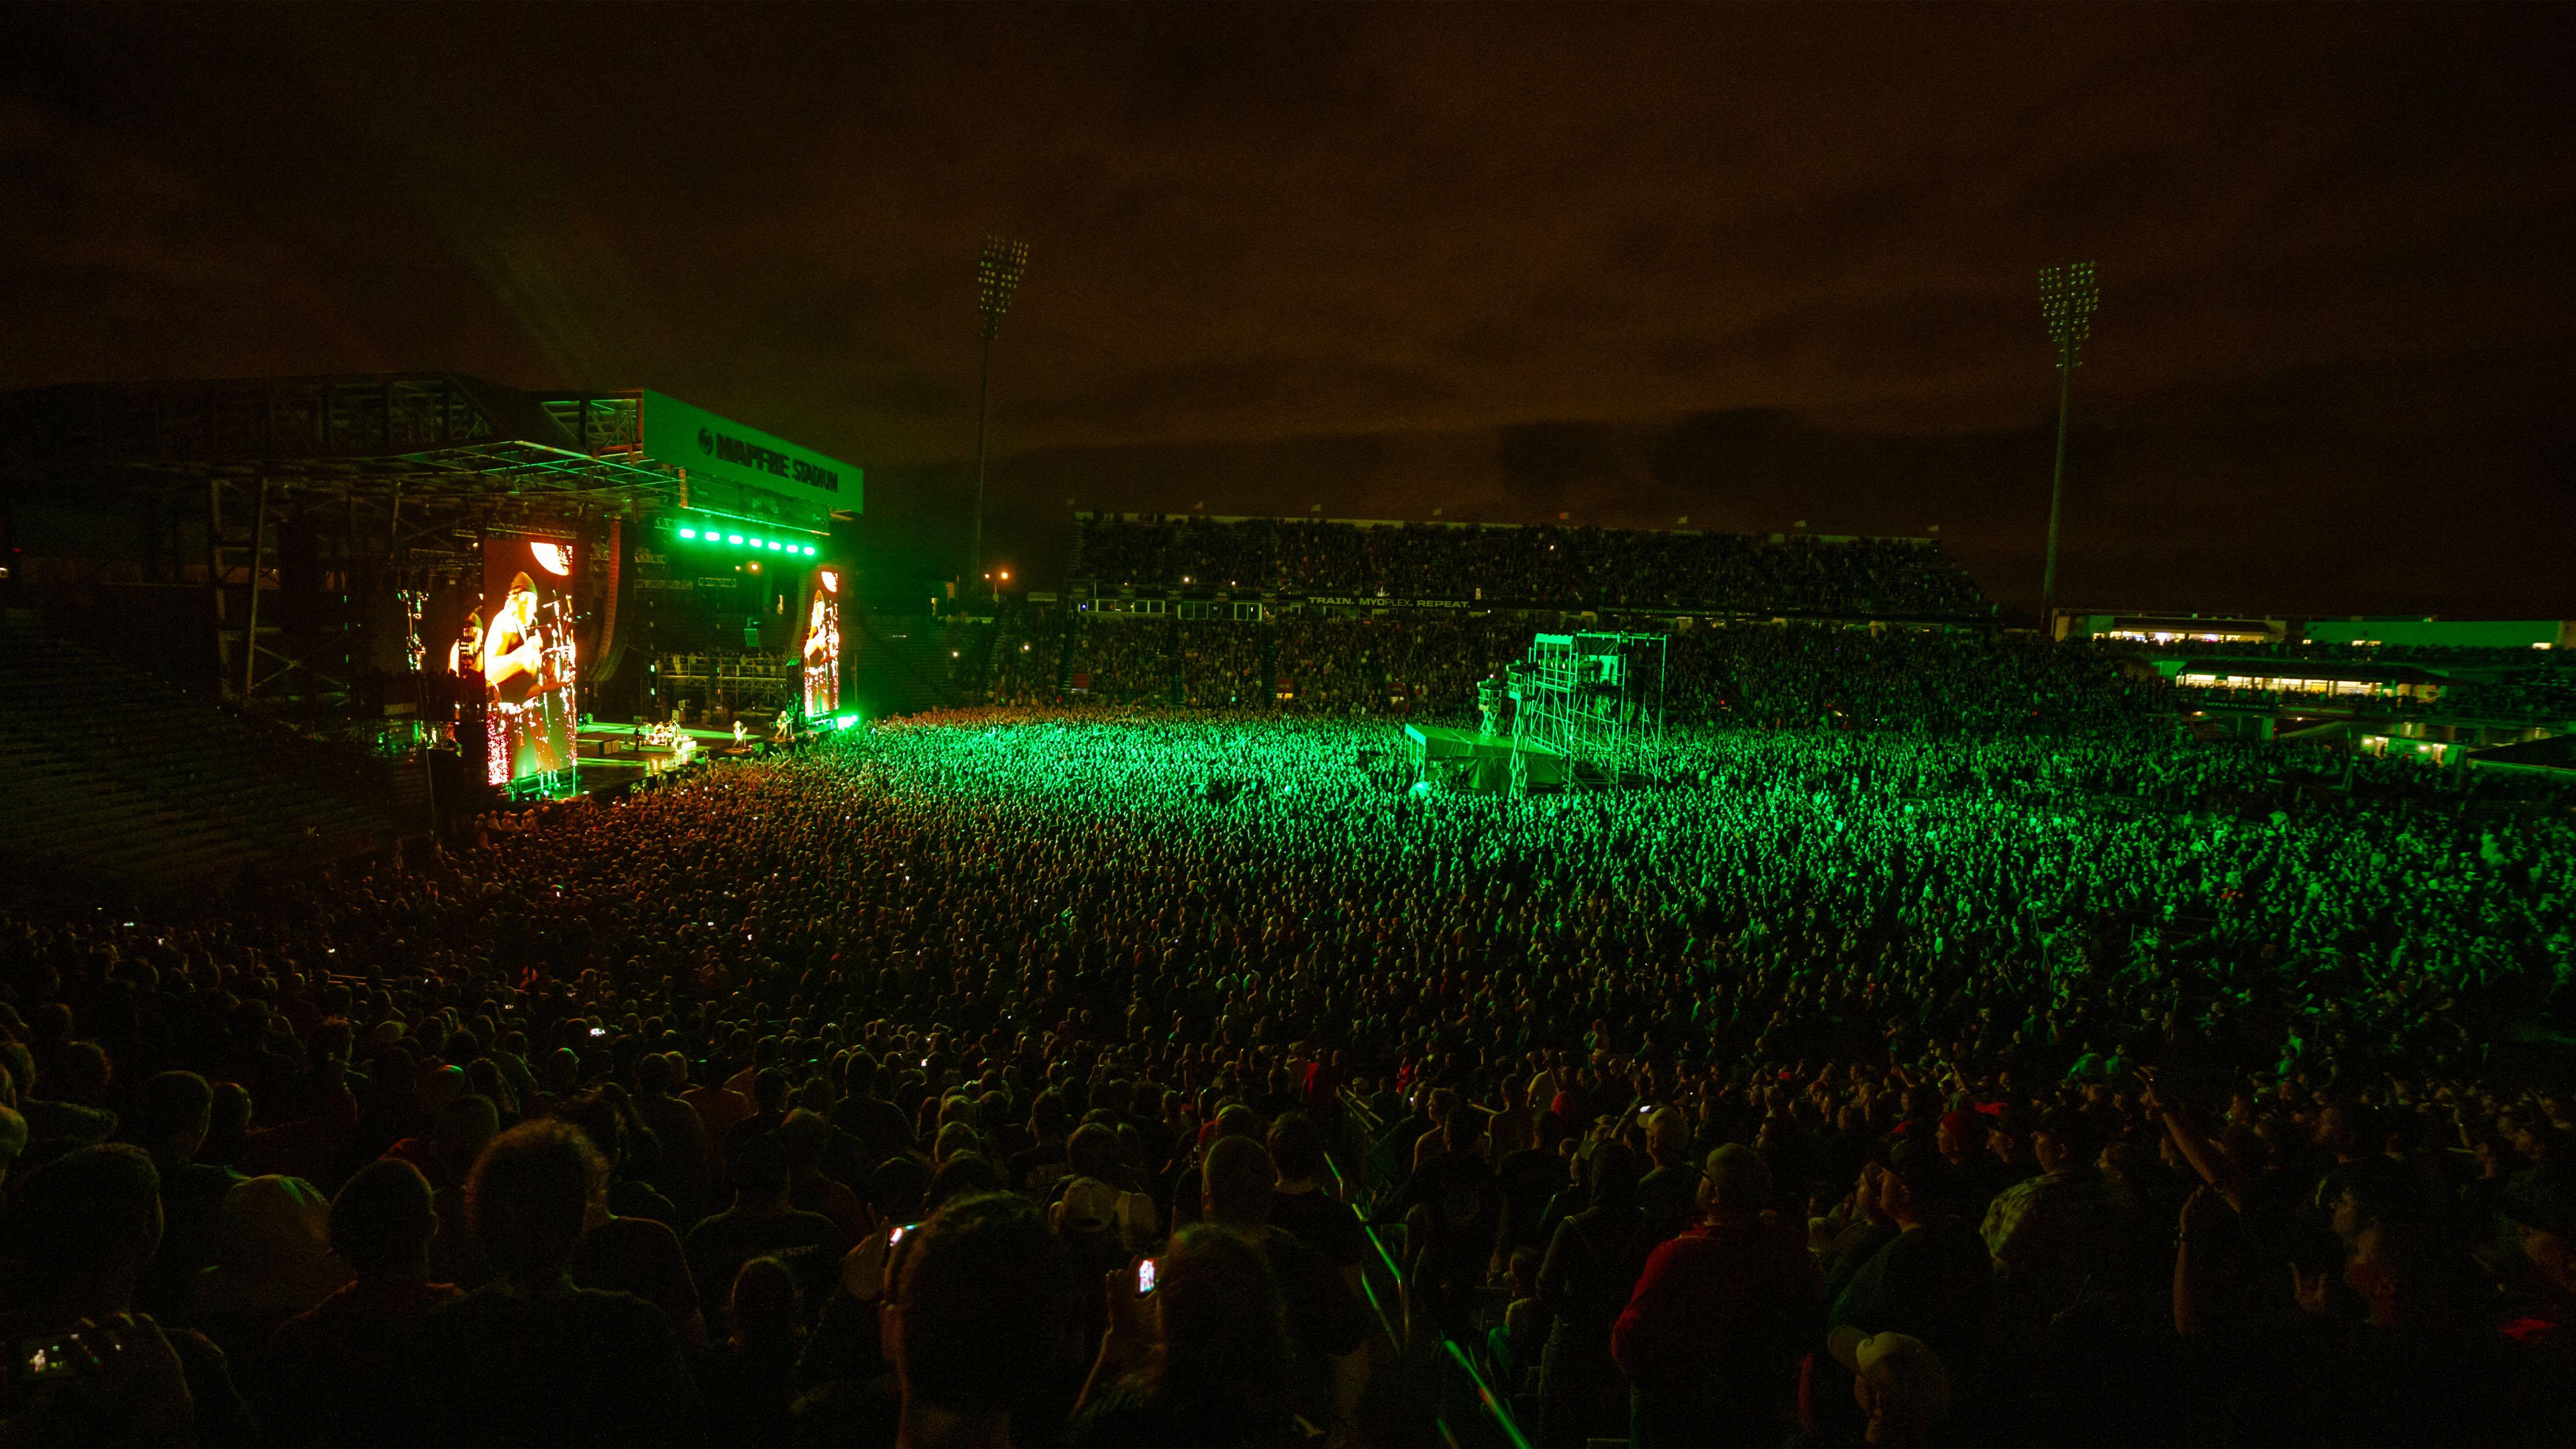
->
1506, 631, 1669, 794
1, 374, 682, 519
0, 373, 683, 708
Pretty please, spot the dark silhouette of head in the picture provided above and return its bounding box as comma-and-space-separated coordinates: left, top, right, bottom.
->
1203, 1135, 1275, 1230
890, 1191, 1074, 1430
464, 1119, 604, 1285
331, 1157, 439, 1279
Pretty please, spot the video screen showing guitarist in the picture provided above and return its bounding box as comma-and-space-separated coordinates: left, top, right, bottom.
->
482, 539, 578, 786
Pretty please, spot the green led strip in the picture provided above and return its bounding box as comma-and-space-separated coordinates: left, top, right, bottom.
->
667, 517, 820, 557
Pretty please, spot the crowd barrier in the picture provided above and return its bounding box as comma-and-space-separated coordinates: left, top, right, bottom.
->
1331, 1089, 1536, 1449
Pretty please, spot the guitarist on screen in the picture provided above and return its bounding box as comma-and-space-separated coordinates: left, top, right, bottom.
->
483, 572, 544, 706
482, 570, 572, 780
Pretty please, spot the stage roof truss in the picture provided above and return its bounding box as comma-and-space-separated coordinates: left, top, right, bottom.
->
0, 374, 685, 517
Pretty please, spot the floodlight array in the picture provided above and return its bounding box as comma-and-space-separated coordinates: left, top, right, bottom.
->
2039, 261, 2099, 367
977, 236, 1031, 339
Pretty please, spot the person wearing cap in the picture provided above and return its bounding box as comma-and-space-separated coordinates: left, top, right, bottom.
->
1934, 1108, 2007, 1223
1980, 1106, 2110, 1337
1051, 1122, 1159, 1255
1829, 1141, 1992, 1416
1611, 1143, 1817, 1448
2498, 1162, 2575, 1360
1827, 1329, 1951, 1448
1980, 1102, 2037, 1199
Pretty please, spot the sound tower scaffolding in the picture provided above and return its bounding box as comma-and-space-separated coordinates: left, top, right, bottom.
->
1504, 631, 1667, 795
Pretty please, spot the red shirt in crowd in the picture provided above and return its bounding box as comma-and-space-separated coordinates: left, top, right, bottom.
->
1612, 1209, 1819, 1421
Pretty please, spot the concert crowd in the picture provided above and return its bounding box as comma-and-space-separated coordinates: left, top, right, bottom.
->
994, 610, 2171, 733
1073, 517, 1991, 619
2, 650, 2572, 1447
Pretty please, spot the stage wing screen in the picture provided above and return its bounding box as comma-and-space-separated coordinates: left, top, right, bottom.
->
481, 537, 579, 786
804, 567, 843, 716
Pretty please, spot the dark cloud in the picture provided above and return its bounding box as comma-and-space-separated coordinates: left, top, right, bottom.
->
1, 2, 2569, 614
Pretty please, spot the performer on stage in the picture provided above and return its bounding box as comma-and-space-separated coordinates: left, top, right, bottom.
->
483, 571, 574, 782
802, 586, 840, 715
484, 572, 543, 705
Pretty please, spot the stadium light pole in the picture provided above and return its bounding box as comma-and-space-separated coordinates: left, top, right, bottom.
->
2037, 261, 2098, 640
970, 236, 1030, 612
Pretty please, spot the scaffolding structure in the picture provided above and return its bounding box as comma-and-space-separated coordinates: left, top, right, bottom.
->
1504, 631, 1667, 794
0, 374, 684, 711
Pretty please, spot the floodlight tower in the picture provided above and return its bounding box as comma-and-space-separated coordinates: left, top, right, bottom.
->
969, 236, 1030, 610
2037, 261, 2098, 638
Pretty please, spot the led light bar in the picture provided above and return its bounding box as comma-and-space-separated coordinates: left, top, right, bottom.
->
667, 517, 826, 556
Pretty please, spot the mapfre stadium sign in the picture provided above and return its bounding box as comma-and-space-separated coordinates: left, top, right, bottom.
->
641, 391, 861, 530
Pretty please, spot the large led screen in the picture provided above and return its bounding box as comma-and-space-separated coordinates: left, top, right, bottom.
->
803, 567, 842, 717
482, 537, 578, 786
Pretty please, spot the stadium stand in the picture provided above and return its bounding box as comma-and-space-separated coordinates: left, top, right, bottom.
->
0, 621, 399, 889
1073, 514, 1992, 618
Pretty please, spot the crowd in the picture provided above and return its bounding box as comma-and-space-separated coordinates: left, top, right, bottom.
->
988, 616, 1270, 710
1075, 517, 1276, 597
2434, 670, 2576, 726
986, 610, 2167, 733
3, 690, 2573, 1446
1658, 627, 2167, 734
1073, 516, 1991, 619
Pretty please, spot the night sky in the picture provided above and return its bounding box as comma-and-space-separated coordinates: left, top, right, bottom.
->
4, 4, 2570, 616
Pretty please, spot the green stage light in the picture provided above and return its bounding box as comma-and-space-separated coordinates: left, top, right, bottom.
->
802, 545, 817, 556
727, 533, 745, 545
747, 535, 763, 548
678, 527, 698, 539
768, 540, 784, 551
835, 713, 859, 729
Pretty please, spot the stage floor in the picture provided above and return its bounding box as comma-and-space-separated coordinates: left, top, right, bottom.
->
540, 721, 765, 800
576, 722, 747, 747
1403, 722, 1566, 790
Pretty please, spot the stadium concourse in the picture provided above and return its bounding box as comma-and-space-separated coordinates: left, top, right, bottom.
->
2, 523, 2574, 1448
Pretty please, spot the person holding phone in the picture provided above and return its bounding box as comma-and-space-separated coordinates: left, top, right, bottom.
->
1070, 1225, 1295, 1448
0, 1144, 254, 1446
883, 1193, 1075, 1449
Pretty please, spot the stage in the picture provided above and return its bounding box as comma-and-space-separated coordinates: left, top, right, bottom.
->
506, 720, 776, 802
1403, 723, 1566, 792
